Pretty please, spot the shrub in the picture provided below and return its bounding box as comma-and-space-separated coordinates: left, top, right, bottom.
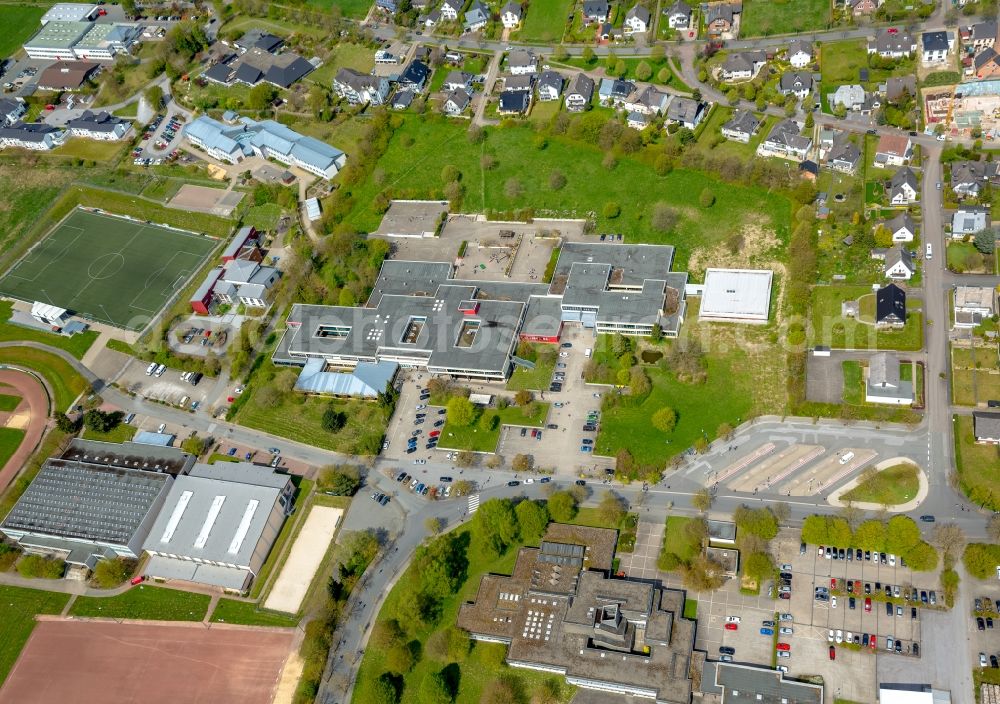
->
17, 554, 65, 579
92, 558, 134, 588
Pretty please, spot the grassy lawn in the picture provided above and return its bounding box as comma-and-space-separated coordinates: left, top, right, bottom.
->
344, 118, 791, 269
0, 428, 25, 470
809, 285, 924, 351
594, 357, 755, 466
352, 522, 575, 704
947, 241, 992, 273
953, 414, 1000, 511
243, 203, 284, 232
50, 139, 127, 163
0, 5, 45, 60
0, 347, 89, 412
308, 43, 375, 87
953, 347, 999, 370
683, 598, 698, 619
662, 515, 700, 562
842, 361, 864, 404
306, 0, 371, 17
821, 40, 886, 85
69, 585, 211, 621
0, 301, 99, 360
0, 163, 75, 275
841, 462, 919, 505
955, 368, 1000, 406
219, 15, 330, 38
438, 403, 549, 452
518, 0, 573, 42
506, 357, 556, 392
0, 585, 70, 686
555, 56, 690, 92
697, 107, 774, 160
741, 0, 830, 36
0, 394, 20, 412
209, 598, 299, 627
80, 424, 137, 443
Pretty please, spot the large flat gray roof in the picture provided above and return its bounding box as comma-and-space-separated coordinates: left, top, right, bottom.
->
699, 268, 773, 322
143, 464, 292, 569
715, 663, 823, 704
1, 460, 170, 546
550, 241, 674, 287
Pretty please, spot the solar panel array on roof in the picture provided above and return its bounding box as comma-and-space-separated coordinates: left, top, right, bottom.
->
538, 541, 586, 566
1, 461, 169, 544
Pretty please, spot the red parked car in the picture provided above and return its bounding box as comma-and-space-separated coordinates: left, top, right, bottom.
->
829, 646, 836, 660
869, 635, 877, 651
864, 597, 872, 612
130, 575, 145, 586
830, 578, 837, 588
724, 623, 738, 631
776, 643, 790, 651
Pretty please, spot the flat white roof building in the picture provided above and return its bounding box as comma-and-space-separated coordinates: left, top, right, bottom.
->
698, 268, 773, 324
879, 684, 951, 704
41, 3, 99, 24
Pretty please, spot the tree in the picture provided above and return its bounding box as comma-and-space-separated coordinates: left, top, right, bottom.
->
582, 46, 595, 64
801, 514, 829, 545
515, 500, 549, 542
885, 515, 921, 554
415, 531, 469, 597
904, 541, 939, 571
651, 202, 680, 232
17, 555, 64, 579
699, 188, 716, 208
771, 501, 791, 524
180, 434, 209, 457
651, 407, 677, 433
54, 412, 79, 433
447, 396, 476, 427
602, 201, 621, 218
514, 390, 533, 406
743, 551, 774, 584
145, 84, 164, 108
597, 491, 626, 526
657, 67, 672, 84
418, 670, 452, 704
963, 543, 1000, 579
681, 553, 726, 591
424, 516, 444, 534
504, 177, 523, 199
453, 479, 474, 496
372, 673, 401, 704
385, 643, 416, 674
613, 59, 626, 77
322, 407, 347, 432
838, 504, 864, 531
692, 488, 713, 513
547, 491, 577, 522
441, 164, 460, 184
83, 409, 123, 433
932, 523, 966, 564
548, 169, 566, 190
511, 454, 533, 472
733, 506, 778, 539
552, 45, 569, 62
455, 451, 475, 468
804, 111, 814, 129
854, 519, 887, 552
92, 558, 133, 588
371, 619, 406, 649
248, 83, 278, 110
474, 498, 519, 556
635, 60, 653, 81
974, 229, 996, 254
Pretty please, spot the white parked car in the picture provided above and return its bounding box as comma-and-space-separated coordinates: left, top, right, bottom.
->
725, 616, 741, 624
779, 627, 793, 635
888, 554, 896, 567
835, 630, 843, 644
828, 630, 834, 642
831, 596, 837, 609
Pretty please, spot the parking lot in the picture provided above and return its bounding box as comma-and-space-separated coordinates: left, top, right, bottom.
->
116, 357, 210, 410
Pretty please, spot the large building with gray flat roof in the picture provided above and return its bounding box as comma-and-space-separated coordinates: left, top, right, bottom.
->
142, 462, 294, 592
701, 662, 823, 704
0, 457, 173, 568
274, 242, 687, 381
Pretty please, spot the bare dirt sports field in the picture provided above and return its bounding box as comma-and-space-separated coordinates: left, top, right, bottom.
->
0, 620, 294, 704
0, 370, 48, 494
168, 184, 244, 217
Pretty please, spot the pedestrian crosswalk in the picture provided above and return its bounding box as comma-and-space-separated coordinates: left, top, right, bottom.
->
468, 494, 480, 514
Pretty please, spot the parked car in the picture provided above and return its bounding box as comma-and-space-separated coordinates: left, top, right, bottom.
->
725, 623, 739, 631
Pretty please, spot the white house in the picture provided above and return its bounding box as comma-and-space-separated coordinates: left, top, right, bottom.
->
500, 1, 522, 27
788, 39, 813, 68
537, 70, 564, 101
865, 352, 913, 405
720, 109, 760, 143
333, 68, 390, 105
508, 49, 537, 75
440, 0, 460, 20
565, 73, 594, 112
879, 212, 917, 242
889, 167, 919, 205
463, 0, 490, 31
882, 245, 916, 280
665, 0, 691, 29
443, 88, 471, 115
952, 206, 991, 237
953, 286, 995, 328
921, 30, 952, 65
757, 119, 811, 161
65, 110, 131, 140
868, 28, 917, 58
873, 133, 912, 168
624, 4, 651, 34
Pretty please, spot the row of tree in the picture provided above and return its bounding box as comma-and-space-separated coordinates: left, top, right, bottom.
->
801, 514, 938, 571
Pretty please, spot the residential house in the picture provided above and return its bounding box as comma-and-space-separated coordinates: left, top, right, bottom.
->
889, 167, 919, 204
879, 212, 917, 242
788, 39, 813, 68
873, 133, 912, 168
881, 245, 916, 280
443, 70, 473, 93
624, 85, 669, 115
36, 60, 100, 91
0, 121, 65, 150
665, 0, 692, 29
423, 8, 442, 26
501, 1, 522, 27
410, 0, 430, 10
376, 0, 398, 12
705, 2, 739, 36
582, 0, 610, 22
973, 47, 1000, 79
953, 286, 995, 328
624, 4, 651, 34
865, 352, 913, 405
333, 68, 390, 105
508, 49, 537, 75
875, 283, 907, 326
565, 73, 594, 111
504, 74, 534, 92
65, 110, 131, 140
235, 29, 283, 54
537, 70, 564, 101
666, 96, 706, 128
398, 60, 430, 92
720, 109, 760, 143
390, 90, 413, 110
464, 0, 490, 31
883, 75, 916, 102
720, 50, 765, 81
921, 30, 952, 65
962, 20, 998, 52
951, 206, 991, 237
627, 111, 651, 129
778, 71, 812, 99
756, 118, 811, 161
951, 159, 1000, 196
599, 78, 636, 107
498, 89, 531, 114
973, 411, 1000, 443
846, 0, 880, 16
827, 140, 861, 174
440, 0, 460, 20
443, 88, 471, 115
868, 29, 916, 58
829, 84, 878, 113
800, 160, 819, 181
0, 98, 27, 126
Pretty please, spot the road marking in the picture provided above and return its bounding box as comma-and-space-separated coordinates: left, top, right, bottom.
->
713, 442, 777, 484
468, 494, 480, 514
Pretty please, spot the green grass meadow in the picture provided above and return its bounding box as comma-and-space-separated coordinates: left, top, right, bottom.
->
0, 5, 46, 60
841, 462, 920, 505
0, 394, 21, 412
517, 0, 573, 42
0, 427, 26, 470
69, 586, 212, 621
809, 286, 924, 351
438, 403, 549, 452
209, 598, 299, 627
740, 0, 830, 36
0, 347, 88, 412
0, 585, 70, 686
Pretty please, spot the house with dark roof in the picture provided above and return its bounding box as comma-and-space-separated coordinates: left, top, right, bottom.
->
707, 663, 823, 704
582, 0, 610, 22
36, 59, 100, 91
868, 28, 916, 58
778, 71, 812, 99
235, 29, 283, 54
879, 212, 917, 242
665, 0, 691, 29
665, 96, 706, 129
66, 110, 131, 140
889, 166, 919, 205
333, 68, 390, 105
882, 75, 916, 102
565, 73, 594, 111
464, 0, 490, 31
399, 60, 430, 92
720, 50, 766, 81
720, 109, 759, 143
598, 78, 635, 107
788, 39, 813, 68
951, 159, 1000, 197
501, 1, 522, 27
827, 140, 861, 174
623, 85, 669, 115
508, 49, 537, 75
0, 122, 65, 151
973, 47, 1000, 79
921, 30, 952, 65
443, 88, 471, 115
537, 70, 564, 101
443, 70, 474, 93
0, 98, 27, 127
881, 245, 916, 280
757, 119, 811, 161
499, 89, 531, 114
974, 410, 1000, 443
391, 90, 413, 110
962, 20, 998, 52
876, 283, 906, 326
440, 0, 460, 19
624, 4, 651, 34
504, 74, 534, 92
705, 2, 740, 35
